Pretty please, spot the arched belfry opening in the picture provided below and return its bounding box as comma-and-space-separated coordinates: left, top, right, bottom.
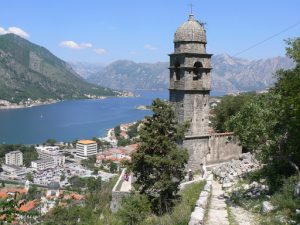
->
174, 62, 180, 81
193, 61, 203, 80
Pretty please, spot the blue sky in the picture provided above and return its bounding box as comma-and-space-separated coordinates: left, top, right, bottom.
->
0, 0, 299, 64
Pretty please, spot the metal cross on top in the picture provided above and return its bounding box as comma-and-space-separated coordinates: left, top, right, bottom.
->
189, 3, 194, 14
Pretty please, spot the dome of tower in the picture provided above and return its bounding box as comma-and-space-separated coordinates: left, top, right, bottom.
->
174, 14, 206, 43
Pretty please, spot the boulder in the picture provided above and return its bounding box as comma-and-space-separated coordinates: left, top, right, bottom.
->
222, 182, 233, 189
261, 201, 275, 214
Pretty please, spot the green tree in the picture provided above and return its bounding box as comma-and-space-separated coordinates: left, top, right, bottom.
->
117, 138, 131, 147
87, 177, 102, 193
27, 184, 41, 200
129, 99, 189, 215
22, 146, 38, 167
60, 173, 66, 182
26, 172, 33, 182
211, 93, 256, 132
117, 193, 151, 225
227, 38, 300, 189
44, 139, 56, 146
81, 155, 96, 170
110, 161, 118, 173
114, 125, 121, 139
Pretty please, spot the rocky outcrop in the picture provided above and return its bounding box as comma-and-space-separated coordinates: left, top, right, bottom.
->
212, 153, 260, 186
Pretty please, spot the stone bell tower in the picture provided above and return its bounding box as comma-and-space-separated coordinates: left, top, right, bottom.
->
169, 13, 212, 171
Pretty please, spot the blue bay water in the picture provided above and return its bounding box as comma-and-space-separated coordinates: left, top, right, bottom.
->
0, 91, 168, 144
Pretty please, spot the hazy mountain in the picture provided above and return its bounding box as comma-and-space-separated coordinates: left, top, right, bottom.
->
68, 61, 105, 79
83, 54, 294, 93
0, 34, 116, 103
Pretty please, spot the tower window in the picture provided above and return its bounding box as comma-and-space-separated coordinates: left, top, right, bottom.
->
193, 61, 203, 80
174, 62, 180, 81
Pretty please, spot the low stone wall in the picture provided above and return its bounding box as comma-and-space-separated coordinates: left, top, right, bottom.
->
189, 174, 213, 225
110, 169, 131, 213
206, 133, 242, 165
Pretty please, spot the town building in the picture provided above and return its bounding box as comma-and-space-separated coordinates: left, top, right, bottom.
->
35, 146, 65, 167
169, 13, 242, 171
1, 164, 27, 176
31, 158, 55, 170
5, 150, 23, 166
76, 140, 98, 159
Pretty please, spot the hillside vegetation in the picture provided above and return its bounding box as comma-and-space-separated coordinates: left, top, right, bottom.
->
0, 34, 116, 103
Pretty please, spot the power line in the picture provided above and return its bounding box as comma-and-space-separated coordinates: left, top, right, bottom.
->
233, 20, 300, 57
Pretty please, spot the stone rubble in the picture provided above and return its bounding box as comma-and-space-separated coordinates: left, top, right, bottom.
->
212, 152, 260, 185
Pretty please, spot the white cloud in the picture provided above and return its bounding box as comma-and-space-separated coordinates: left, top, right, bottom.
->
144, 44, 157, 51
0, 27, 6, 35
93, 48, 107, 55
0, 26, 30, 38
59, 40, 93, 49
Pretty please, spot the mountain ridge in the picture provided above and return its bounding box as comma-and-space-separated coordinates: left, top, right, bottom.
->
78, 54, 294, 93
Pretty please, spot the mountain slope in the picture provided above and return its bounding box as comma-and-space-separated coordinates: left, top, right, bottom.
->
85, 54, 294, 93
87, 60, 168, 91
0, 34, 115, 103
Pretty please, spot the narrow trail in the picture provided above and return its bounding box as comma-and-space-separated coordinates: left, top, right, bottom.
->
206, 180, 229, 225
206, 180, 259, 225
229, 205, 259, 225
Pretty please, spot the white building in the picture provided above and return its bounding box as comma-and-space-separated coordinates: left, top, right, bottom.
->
35, 146, 65, 167
5, 150, 23, 166
31, 158, 55, 171
76, 140, 98, 159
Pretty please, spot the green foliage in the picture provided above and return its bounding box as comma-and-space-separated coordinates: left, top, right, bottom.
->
227, 38, 300, 174
117, 193, 151, 225
0, 33, 116, 103
211, 93, 256, 132
43, 139, 57, 146
68, 176, 86, 190
114, 125, 121, 138
271, 175, 300, 215
127, 121, 141, 139
26, 172, 33, 182
0, 144, 38, 167
86, 177, 102, 193
117, 137, 131, 147
0, 192, 28, 223
81, 155, 96, 170
27, 184, 41, 200
129, 98, 189, 215
110, 161, 118, 173
92, 137, 112, 151
142, 181, 205, 225
43, 177, 118, 225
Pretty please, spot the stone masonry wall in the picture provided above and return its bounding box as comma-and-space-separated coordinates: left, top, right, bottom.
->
206, 133, 242, 165
184, 137, 209, 171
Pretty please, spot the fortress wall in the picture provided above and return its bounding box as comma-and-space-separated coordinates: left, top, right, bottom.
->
206, 133, 242, 165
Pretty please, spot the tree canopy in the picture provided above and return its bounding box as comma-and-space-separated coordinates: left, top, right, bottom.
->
129, 98, 189, 215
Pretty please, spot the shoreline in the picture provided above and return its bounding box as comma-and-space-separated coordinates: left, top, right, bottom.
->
0, 100, 61, 110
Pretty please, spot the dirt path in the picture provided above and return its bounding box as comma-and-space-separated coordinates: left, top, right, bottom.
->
229, 205, 260, 225
206, 180, 229, 225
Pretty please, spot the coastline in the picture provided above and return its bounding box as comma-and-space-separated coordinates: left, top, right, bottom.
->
0, 99, 61, 110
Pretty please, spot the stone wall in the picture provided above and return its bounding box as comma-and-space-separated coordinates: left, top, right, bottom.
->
110, 169, 130, 213
206, 133, 242, 165
184, 136, 209, 171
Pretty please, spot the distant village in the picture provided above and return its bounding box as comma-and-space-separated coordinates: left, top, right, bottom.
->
0, 121, 139, 220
